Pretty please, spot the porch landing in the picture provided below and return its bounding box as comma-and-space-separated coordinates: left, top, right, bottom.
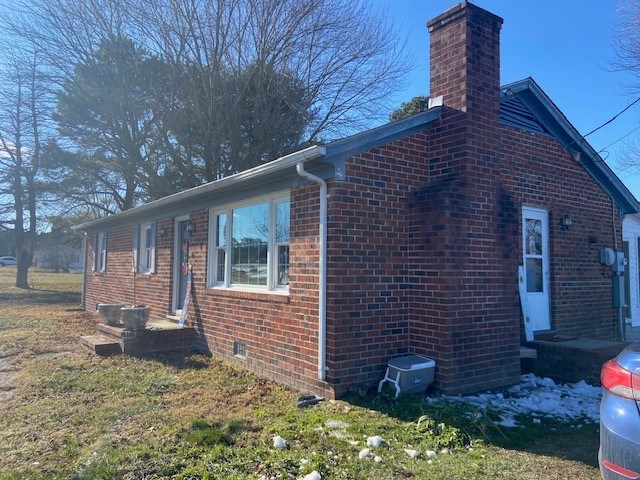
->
80, 319, 196, 356
525, 334, 630, 386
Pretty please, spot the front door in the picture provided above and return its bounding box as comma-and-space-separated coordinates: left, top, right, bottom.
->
522, 207, 551, 331
173, 217, 191, 313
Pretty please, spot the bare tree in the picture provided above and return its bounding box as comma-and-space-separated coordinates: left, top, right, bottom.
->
137, 0, 411, 179
3, 0, 411, 213
611, 1, 640, 93
609, 0, 640, 174
0, 46, 52, 288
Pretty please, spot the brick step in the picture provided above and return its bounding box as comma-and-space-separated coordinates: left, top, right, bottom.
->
79, 335, 122, 356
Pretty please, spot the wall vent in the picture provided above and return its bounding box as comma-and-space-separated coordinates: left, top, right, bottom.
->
234, 341, 246, 357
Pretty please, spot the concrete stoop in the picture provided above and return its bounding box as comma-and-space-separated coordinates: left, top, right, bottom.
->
80, 318, 196, 356
525, 334, 630, 385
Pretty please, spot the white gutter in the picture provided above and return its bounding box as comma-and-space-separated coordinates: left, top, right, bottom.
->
73, 145, 326, 231
296, 162, 328, 381
80, 233, 87, 308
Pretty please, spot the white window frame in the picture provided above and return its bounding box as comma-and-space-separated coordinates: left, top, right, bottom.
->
207, 192, 290, 293
273, 199, 290, 288
96, 232, 107, 272
139, 223, 153, 274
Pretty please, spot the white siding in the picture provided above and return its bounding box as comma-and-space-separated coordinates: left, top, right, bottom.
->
623, 214, 640, 326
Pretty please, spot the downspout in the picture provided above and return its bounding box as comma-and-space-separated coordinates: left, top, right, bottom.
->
80, 232, 87, 308
612, 198, 626, 341
296, 162, 327, 381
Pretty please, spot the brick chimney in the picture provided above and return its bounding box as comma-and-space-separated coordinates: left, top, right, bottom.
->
427, 2, 503, 117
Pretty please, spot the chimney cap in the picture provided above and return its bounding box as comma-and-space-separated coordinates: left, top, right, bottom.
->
427, 1, 503, 32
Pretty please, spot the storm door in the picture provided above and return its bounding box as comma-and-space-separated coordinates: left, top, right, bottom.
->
522, 207, 551, 331
172, 216, 191, 313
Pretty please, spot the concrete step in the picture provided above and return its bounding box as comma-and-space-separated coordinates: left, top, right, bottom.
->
79, 335, 121, 356
96, 323, 125, 341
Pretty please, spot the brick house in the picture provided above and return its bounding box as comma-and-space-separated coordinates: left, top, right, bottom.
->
74, 2, 640, 398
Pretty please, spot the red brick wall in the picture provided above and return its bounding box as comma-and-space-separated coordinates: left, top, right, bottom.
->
501, 125, 619, 339
404, 3, 521, 394
85, 183, 332, 398
325, 134, 431, 395
85, 223, 173, 315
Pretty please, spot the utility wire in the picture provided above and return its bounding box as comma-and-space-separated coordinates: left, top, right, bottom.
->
569, 95, 640, 151
584, 96, 640, 138
597, 124, 640, 154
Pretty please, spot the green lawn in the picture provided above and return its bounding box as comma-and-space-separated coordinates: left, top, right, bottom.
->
0, 268, 601, 479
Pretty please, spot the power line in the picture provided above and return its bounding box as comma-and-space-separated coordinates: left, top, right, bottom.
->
598, 125, 640, 154
569, 95, 640, 151
584, 96, 640, 138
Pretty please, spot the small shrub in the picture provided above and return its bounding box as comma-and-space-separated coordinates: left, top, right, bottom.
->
416, 415, 468, 449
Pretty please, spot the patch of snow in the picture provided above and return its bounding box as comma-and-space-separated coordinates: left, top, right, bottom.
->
495, 417, 519, 428
366, 435, 383, 447
324, 420, 350, 429
272, 436, 287, 449
425, 373, 602, 426
302, 471, 321, 480
404, 449, 419, 458
374, 456, 382, 463
359, 448, 371, 459
325, 419, 350, 439
532, 418, 541, 425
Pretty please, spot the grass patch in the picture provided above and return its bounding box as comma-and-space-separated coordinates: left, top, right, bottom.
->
0, 268, 601, 479
182, 419, 244, 446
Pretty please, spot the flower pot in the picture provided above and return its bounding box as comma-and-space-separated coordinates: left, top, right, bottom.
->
121, 306, 150, 331
96, 303, 125, 326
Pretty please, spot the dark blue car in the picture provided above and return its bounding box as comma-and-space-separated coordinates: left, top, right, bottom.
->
600, 343, 640, 479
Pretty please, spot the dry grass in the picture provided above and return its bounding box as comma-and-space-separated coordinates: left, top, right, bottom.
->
0, 268, 601, 479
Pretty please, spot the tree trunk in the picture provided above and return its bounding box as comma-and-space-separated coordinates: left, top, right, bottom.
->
15, 248, 30, 289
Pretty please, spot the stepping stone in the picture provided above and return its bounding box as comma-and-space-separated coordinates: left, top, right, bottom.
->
79, 335, 121, 356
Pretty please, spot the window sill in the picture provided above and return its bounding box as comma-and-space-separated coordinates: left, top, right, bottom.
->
206, 286, 290, 303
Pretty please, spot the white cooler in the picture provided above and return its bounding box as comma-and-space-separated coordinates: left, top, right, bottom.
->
377, 355, 436, 399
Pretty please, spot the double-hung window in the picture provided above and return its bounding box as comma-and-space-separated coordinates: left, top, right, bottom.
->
140, 223, 153, 273
209, 194, 290, 291
133, 222, 156, 274
94, 232, 107, 272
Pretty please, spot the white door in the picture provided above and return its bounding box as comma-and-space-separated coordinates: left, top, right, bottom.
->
522, 207, 551, 331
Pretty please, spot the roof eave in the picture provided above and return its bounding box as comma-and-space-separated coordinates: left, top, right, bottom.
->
502, 78, 640, 215
73, 145, 326, 232
73, 107, 443, 232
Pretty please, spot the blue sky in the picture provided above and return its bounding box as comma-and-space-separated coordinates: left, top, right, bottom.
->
376, 1, 640, 198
